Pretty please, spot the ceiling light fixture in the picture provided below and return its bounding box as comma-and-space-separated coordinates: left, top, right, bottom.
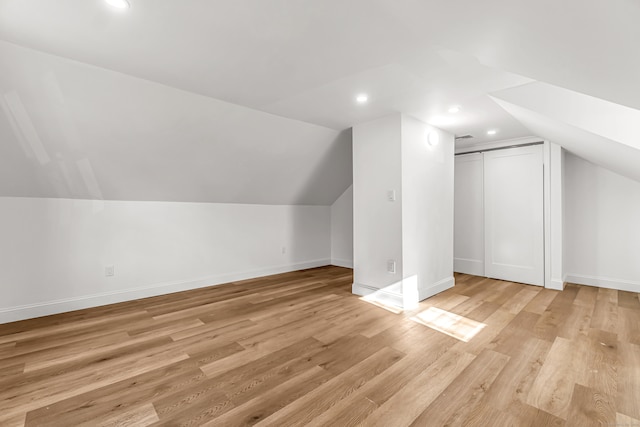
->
356, 94, 368, 104
448, 106, 461, 114
487, 129, 497, 135
105, 0, 130, 9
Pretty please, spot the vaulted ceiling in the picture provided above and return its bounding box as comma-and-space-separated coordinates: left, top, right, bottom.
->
1, 0, 638, 204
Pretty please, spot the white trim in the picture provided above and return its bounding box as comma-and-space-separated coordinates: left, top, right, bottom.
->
545, 142, 564, 291
565, 274, 640, 293
0, 259, 330, 324
352, 282, 404, 308
454, 258, 484, 276
547, 279, 565, 291
418, 276, 455, 301
331, 258, 353, 269
353, 276, 455, 310
543, 141, 551, 289
455, 136, 542, 154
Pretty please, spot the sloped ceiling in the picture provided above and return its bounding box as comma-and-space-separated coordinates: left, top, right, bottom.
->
378, 0, 640, 111
1, 0, 639, 203
0, 41, 352, 204
491, 82, 640, 183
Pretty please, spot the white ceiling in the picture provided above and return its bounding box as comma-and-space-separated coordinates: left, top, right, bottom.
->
0, 0, 639, 203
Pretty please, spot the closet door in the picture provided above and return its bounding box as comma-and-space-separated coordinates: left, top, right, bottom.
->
454, 153, 484, 276
484, 145, 544, 286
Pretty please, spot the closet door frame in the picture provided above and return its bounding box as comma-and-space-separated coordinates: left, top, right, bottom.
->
455, 139, 563, 290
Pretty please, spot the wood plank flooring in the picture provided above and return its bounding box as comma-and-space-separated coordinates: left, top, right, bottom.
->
1, 266, 639, 426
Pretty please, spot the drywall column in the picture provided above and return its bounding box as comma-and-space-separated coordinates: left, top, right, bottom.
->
401, 115, 455, 304
352, 113, 455, 309
352, 114, 404, 307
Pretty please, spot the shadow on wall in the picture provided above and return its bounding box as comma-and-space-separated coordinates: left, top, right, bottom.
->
565, 156, 600, 280
287, 128, 352, 264
284, 206, 330, 268
291, 128, 352, 205
583, 161, 600, 281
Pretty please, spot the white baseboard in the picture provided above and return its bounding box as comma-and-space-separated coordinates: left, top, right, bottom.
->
419, 276, 455, 301
331, 258, 353, 269
547, 278, 565, 291
352, 282, 404, 309
564, 273, 640, 293
454, 258, 484, 276
0, 259, 331, 325
353, 276, 455, 310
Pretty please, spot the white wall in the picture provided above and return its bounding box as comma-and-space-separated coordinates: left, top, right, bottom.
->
453, 153, 485, 276
564, 152, 640, 292
352, 114, 404, 301
0, 197, 330, 323
352, 113, 454, 308
330, 185, 353, 268
401, 115, 455, 303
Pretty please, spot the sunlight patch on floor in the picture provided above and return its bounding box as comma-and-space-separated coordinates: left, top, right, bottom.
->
410, 307, 485, 342
359, 295, 404, 314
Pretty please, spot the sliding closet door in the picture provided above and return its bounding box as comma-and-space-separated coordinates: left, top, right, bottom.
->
484, 145, 544, 286
454, 153, 484, 276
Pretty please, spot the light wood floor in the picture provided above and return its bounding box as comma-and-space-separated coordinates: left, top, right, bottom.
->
1, 267, 639, 426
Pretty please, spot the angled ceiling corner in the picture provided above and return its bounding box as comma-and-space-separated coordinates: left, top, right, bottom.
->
490, 82, 640, 183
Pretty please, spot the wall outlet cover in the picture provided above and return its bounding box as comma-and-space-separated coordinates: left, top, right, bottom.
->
387, 190, 396, 201
387, 260, 396, 274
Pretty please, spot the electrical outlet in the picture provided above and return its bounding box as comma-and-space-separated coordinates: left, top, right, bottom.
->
105, 265, 115, 277
387, 260, 396, 274
387, 190, 396, 201
282, 246, 286, 254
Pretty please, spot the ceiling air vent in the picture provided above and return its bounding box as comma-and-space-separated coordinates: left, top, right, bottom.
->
454, 134, 474, 141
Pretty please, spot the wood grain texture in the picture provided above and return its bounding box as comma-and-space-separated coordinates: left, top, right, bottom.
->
408, 349, 509, 426
566, 383, 615, 427
0, 268, 638, 426
617, 341, 640, 420
616, 412, 640, 427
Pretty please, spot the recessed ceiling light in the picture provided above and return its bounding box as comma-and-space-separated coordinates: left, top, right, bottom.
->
448, 106, 461, 114
105, 0, 130, 9
356, 94, 368, 104
487, 129, 497, 135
